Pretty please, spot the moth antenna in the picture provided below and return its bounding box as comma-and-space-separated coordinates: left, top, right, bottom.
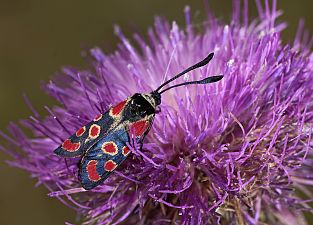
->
158, 75, 223, 94
155, 52, 214, 92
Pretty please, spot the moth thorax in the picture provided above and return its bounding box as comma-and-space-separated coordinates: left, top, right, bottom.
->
142, 93, 158, 108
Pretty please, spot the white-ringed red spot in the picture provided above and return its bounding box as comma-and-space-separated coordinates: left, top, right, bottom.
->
76, 126, 86, 137
101, 142, 118, 156
122, 146, 130, 156
89, 124, 101, 139
110, 100, 127, 117
62, 139, 81, 152
94, 114, 102, 121
86, 160, 101, 182
104, 160, 117, 172
130, 120, 149, 136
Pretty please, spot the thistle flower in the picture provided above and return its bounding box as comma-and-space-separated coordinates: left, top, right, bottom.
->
1, 1, 313, 224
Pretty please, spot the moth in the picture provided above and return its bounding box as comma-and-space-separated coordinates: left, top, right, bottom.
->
54, 52, 223, 190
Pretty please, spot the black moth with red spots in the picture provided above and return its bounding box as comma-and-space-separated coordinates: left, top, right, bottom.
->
54, 53, 223, 190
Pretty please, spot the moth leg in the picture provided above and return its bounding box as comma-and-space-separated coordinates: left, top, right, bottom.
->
125, 124, 135, 148
155, 106, 161, 114
139, 133, 147, 151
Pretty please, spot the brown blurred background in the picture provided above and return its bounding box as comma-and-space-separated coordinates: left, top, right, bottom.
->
0, 1, 312, 224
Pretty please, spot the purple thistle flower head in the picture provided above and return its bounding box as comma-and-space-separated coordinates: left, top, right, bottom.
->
1, 1, 313, 224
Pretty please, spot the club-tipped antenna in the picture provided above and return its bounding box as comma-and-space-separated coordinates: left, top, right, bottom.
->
158, 75, 223, 94
155, 52, 215, 92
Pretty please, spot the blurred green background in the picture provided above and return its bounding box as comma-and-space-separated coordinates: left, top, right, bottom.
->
0, 1, 312, 224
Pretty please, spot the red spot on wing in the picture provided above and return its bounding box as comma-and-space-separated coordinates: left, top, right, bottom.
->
94, 114, 102, 121
130, 120, 149, 136
111, 100, 127, 116
101, 142, 118, 155
76, 126, 86, 137
122, 146, 130, 156
62, 139, 81, 152
89, 124, 101, 139
104, 160, 117, 172
86, 160, 101, 182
